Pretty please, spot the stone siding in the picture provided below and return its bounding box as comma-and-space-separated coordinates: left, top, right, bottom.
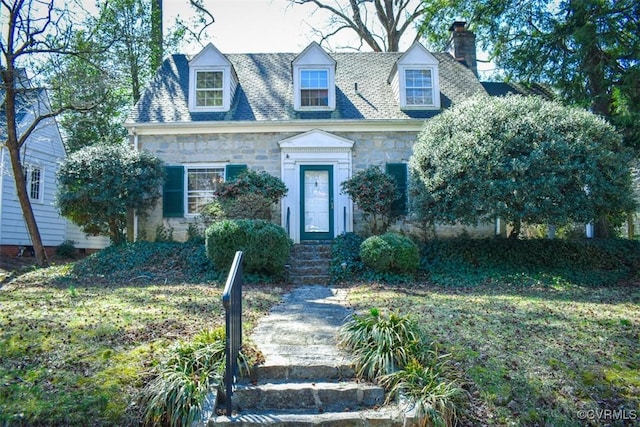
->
137, 130, 494, 241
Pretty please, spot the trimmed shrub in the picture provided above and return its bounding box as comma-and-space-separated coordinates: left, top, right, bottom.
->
219, 193, 273, 220
216, 169, 287, 204
360, 235, 393, 273
380, 232, 420, 273
205, 219, 292, 277
360, 232, 420, 274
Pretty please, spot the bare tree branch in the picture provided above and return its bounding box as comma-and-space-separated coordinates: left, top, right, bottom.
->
289, 0, 424, 51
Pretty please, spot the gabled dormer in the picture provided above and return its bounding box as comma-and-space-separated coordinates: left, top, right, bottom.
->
389, 42, 441, 110
188, 43, 238, 112
292, 42, 336, 111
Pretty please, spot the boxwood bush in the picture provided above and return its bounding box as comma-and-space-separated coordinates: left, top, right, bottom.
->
360, 232, 420, 274
205, 219, 292, 277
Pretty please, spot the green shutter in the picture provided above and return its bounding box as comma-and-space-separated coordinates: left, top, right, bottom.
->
163, 166, 184, 218
386, 163, 408, 215
225, 164, 247, 181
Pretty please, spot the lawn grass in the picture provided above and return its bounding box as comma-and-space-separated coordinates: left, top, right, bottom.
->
0, 249, 287, 426
346, 282, 640, 426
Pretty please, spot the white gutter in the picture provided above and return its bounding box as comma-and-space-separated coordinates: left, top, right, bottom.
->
123, 118, 427, 136
0, 146, 4, 247
132, 128, 139, 242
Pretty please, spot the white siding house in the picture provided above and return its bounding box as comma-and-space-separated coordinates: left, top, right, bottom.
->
1, 77, 109, 255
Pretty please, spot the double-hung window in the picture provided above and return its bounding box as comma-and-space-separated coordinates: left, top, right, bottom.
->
186, 166, 224, 214
300, 70, 329, 107
24, 165, 43, 203
405, 69, 434, 106
195, 71, 223, 107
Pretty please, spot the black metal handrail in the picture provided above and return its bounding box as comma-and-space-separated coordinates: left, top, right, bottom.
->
222, 251, 243, 416
286, 206, 291, 237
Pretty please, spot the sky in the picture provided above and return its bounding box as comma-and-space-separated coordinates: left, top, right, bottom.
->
163, 0, 494, 76
163, 0, 419, 54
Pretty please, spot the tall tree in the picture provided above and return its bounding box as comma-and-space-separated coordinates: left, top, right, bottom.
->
0, 0, 97, 266
56, 0, 216, 153
289, 0, 426, 51
418, 0, 640, 150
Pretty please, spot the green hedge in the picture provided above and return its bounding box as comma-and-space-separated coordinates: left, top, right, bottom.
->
205, 219, 292, 277
422, 238, 640, 286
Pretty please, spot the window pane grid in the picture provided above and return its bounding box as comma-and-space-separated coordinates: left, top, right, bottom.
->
300, 70, 329, 107
301, 89, 329, 107
196, 71, 223, 89
405, 69, 434, 106
187, 168, 224, 214
195, 71, 223, 107
23, 166, 43, 202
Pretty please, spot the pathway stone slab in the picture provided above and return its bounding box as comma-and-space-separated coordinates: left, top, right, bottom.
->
249, 285, 354, 369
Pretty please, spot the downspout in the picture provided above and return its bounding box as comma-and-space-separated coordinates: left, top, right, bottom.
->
132, 128, 139, 242
0, 146, 5, 251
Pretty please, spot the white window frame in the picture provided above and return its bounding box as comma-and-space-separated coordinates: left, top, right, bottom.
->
405, 69, 434, 106
184, 164, 225, 216
300, 69, 329, 107
294, 67, 335, 111
188, 67, 227, 112
23, 164, 44, 204
195, 70, 224, 108
398, 65, 440, 110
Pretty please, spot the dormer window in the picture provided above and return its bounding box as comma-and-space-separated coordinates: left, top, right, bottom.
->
390, 42, 441, 110
300, 69, 329, 107
195, 71, 224, 107
405, 69, 434, 106
293, 42, 336, 111
188, 43, 238, 112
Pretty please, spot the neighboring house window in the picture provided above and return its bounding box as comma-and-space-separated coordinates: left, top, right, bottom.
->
162, 164, 247, 218
187, 166, 224, 214
386, 163, 408, 215
300, 69, 329, 107
405, 69, 433, 106
23, 165, 43, 203
195, 70, 223, 107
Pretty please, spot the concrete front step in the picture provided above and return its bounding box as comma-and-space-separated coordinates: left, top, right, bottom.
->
232, 381, 385, 412
210, 406, 405, 426
291, 248, 332, 260
288, 265, 331, 276
288, 275, 331, 285
289, 243, 332, 285
250, 364, 355, 382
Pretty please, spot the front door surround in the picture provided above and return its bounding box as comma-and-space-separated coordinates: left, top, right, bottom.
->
279, 129, 353, 243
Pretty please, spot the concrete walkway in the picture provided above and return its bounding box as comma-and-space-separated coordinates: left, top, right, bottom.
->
249, 285, 354, 371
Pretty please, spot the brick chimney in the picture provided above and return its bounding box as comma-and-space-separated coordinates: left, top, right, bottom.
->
446, 21, 478, 78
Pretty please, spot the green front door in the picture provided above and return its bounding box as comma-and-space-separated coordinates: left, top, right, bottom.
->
300, 165, 334, 240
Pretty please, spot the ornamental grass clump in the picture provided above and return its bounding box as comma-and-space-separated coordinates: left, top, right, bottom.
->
139, 328, 252, 427
338, 308, 462, 427
337, 308, 425, 380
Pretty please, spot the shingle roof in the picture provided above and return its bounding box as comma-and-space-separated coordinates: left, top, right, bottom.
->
481, 81, 555, 99
128, 49, 487, 125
